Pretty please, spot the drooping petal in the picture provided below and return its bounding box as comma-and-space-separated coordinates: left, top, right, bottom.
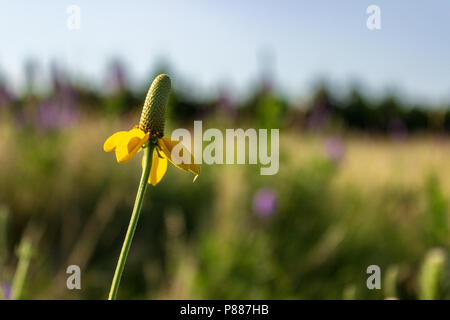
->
113, 128, 149, 163
143, 149, 168, 186
159, 137, 200, 175
115, 136, 134, 162
190, 163, 201, 176
129, 127, 147, 140
103, 131, 128, 152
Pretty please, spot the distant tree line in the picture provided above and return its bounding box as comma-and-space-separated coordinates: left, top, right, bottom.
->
2, 61, 449, 135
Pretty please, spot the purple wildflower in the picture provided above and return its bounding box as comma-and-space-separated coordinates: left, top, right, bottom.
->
35, 98, 79, 132
1, 283, 11, 300
33, 67, 79, 132
0, 84, 13, 108
252, 188, 277, 219
324, 136, 345, 163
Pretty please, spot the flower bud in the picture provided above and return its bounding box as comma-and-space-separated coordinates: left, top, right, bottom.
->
139, 74, 171, 138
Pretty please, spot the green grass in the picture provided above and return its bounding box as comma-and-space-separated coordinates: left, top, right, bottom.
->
0, 116, 449, 299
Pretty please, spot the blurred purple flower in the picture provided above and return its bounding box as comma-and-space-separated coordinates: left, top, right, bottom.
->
324, 136, 345, 163
35, 98, 79, 132
33, 68, 79, 131
36, 102, 58, 130
253, 188, 277, 218
0, 83, 13, 108
1, 283, 11, 300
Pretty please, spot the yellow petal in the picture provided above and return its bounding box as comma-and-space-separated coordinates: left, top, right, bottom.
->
190, 163, 201, 175
114, 128, 149, 163
146, 149, 168, 186
159, 137, 200, 175
129, 127, 147, 139
103, 131, 128, 152
115, 139, 133, 162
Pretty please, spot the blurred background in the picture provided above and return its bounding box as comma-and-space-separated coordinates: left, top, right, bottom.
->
1, 1, 450, 299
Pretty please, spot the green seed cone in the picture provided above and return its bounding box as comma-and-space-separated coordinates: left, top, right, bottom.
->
139, 74, 171, 137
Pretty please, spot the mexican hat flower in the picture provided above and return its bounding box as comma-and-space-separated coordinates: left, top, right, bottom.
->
106, 74, 200, 300
103, 74, 200, 185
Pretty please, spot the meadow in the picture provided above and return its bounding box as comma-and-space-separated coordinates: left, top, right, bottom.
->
0, 69, 449, 299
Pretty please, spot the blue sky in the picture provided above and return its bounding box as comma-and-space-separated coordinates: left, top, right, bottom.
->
1, 1, 450, 104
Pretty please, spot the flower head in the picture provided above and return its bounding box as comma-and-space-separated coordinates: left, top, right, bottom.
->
103, 74, 200, 185
139, 73, 171, 139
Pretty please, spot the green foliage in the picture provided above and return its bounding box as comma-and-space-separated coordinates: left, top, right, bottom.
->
419, 248, 446, 300
424, 174, 449, 247
1, 72, 450, 299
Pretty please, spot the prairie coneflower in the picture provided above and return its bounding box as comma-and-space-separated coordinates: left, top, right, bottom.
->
105, 74, 200, 300
103, 74, 200, 185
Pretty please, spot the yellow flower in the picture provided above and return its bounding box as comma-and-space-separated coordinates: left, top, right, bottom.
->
103, 74, 200, 186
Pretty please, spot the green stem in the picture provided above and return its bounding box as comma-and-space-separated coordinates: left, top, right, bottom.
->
11, 239, 32, 300
108, 145, 154, 300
